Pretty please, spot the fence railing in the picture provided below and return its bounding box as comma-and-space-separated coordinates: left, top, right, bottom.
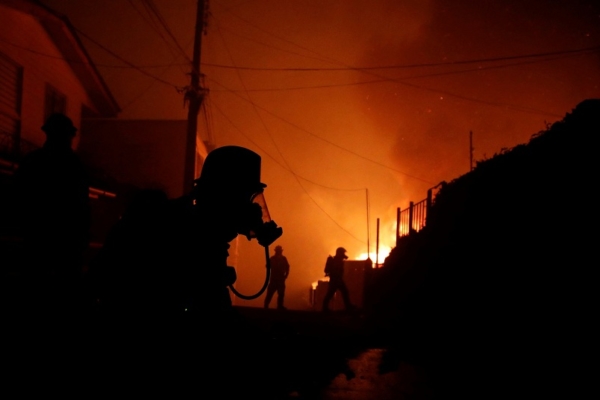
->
395, 188, 434, 245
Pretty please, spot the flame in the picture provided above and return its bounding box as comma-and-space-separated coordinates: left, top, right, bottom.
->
355, 218, 398, 264
357, 246, 391, 266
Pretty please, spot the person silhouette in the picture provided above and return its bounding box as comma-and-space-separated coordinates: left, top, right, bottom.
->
175, 145, 282, 319
88, 147, 283, 398
93, 146, 282, 324
322, 247, 355, 312
264, 245, 290, 310
13, 113, 90, 312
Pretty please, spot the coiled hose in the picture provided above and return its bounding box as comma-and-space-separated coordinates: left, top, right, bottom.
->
228, 245, 271, 300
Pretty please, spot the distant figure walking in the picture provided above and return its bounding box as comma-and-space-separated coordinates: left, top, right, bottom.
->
322, 247, 355, 312
264, 245, 290, 310
13, 113, 90, 310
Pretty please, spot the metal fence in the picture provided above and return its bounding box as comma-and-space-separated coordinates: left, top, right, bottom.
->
395, 189, 433, 244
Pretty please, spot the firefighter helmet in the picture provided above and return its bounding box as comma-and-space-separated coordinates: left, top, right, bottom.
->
336, 247, 348, 259
196, 146, 266, 195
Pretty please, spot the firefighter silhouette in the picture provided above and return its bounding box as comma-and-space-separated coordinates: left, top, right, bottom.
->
322, 247, 355, 312
179, 145, 277, 316
263, 245, 290, 310
13, 113, 90, 312
94, 145, 282, 320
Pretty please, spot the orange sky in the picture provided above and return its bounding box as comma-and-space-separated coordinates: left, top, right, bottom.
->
42, 0, 600, 309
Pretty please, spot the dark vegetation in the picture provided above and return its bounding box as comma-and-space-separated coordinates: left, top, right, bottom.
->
365, 98, 599, 398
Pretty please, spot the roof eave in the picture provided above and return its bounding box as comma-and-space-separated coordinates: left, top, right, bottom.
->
4, 0, 121, 116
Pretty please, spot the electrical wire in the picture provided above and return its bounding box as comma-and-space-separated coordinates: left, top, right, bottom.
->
214, 24, 338, 67
216, 2, 343, 67
142, 0, 193, 63
3, 32, 594, 105
73, 27, 182, 89
201, 44, 600, 72
5, 30, 595, 75
214, 17, 368, 245
207, 76, 433, 185
209, 98, 365, 192
0, 36, 185, 69
207, 50, 563, 118
214, 3, 580, 117
207, 51, 598, 94
120, 34, 196, 111
126, 0, 191, 75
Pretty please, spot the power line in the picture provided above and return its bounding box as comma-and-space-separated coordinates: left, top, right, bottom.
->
0, 36, 190, 69
207, 51, 595, 94
121, 50, 190, 111
126, 0, 191, 74
209, 98, 364, 192
214, 24, 338, 67
214, 3, 578, 117
127, 0, 169, 42
201, 44, 600, 72
217, 2, 344, 68
214, 17, 367, 245
4, 31, 594, 87
208, 76, 435, 185
73, 27, 182, 89
27, 9, 563, 144
0, 28, 193, 111
142, 0, 193, 63
120, 34, 196, 111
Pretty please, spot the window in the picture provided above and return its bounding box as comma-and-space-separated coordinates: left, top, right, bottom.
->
0, 51, 23, 160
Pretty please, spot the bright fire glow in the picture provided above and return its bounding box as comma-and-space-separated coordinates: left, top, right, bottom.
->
352, 219, 398, 265
358, 244, 392, 266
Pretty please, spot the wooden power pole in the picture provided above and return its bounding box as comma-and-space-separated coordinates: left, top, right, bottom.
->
184, 0, 207, 194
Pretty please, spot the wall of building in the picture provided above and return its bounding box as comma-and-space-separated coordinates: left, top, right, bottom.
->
79, 119, 202, 199
0, 3, 97, 148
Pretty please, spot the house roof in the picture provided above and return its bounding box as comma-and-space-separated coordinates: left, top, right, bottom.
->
1, 0, 121, 117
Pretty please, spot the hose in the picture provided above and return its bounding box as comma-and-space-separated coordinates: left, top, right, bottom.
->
228, 245, 271, 300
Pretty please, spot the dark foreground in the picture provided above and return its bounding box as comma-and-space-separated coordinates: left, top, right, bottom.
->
3, 294, 596, 400
7, 278, 598, 400
2, 303, 434, 400
234, 307, 434, 400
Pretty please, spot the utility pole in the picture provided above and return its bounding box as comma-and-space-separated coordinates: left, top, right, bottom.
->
184, 0, 207, 194
366, 189, 371, 260
375, 218, 380, 267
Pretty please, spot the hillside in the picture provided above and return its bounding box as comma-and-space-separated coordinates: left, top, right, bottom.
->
366, 98, 599, 398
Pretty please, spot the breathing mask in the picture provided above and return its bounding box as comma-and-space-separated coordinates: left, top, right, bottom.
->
241, 192, 283, 247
